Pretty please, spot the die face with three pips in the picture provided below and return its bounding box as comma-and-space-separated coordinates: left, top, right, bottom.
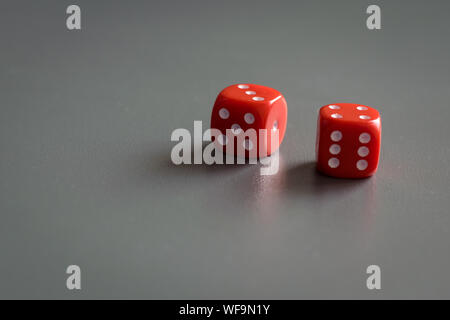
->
316, 103, 381, 178
210, 84, 287, 158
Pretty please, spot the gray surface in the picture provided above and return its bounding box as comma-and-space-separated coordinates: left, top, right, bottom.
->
1, 0, 450, 299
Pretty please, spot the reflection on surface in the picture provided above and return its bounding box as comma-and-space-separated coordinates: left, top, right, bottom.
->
247, 154, 287, 221
149, 143, 379, 233
245, 159, 378, 231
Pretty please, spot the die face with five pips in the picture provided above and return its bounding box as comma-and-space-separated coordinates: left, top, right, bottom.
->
316, 103, 381, 178
210, 84, 287, 158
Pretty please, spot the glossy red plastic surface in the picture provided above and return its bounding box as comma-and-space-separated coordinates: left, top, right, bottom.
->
316, 103, 381, 178
211, 84, 287, 158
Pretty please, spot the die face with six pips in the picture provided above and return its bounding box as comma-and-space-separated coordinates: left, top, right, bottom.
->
210, 84, 287, 158
316, 103, 381, 178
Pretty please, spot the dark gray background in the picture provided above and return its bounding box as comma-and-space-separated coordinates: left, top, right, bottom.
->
1, 0, 449, 299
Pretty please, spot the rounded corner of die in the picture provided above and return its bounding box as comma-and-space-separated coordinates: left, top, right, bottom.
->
318, 104, 328, 112
317, 105, 327, 117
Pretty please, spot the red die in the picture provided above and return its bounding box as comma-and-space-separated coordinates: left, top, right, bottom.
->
211, 84, 287, 158
316, 103, 381, 178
